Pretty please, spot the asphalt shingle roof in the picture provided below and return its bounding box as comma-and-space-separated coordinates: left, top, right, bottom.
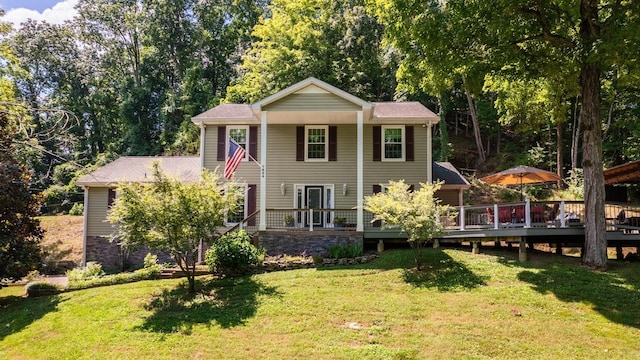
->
76, 157, 200, 186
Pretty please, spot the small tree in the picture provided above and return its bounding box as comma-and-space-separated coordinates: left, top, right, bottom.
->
108, 163, 242, 293
364, 180, 455, 270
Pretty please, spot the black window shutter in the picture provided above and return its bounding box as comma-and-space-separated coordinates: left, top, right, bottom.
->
373, 126, 381, 161
217, 126, 226, 161
296, 126, 305, 161
108, 188, 116, 207
372, 185, 382, 227
408, 184, 415, 192
249, 126, 257, 160
247, 184, 256, 226
406, 126, 414, 161
329, 126, 337, 161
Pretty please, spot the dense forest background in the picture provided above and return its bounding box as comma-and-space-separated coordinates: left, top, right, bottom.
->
1, 0, 639, 214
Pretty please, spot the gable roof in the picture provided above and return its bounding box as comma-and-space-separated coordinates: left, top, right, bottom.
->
251, 77, 371, 111
76, 157, 200, 187
433, 162, 470, 189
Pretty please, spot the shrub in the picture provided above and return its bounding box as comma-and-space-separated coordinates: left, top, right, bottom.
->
69, 203, 84, 216
25, 281, 62, 297
327, 243, 363, 259
205, 230, 260, 275
66, 267, 162, 290
66, 262, 105, 282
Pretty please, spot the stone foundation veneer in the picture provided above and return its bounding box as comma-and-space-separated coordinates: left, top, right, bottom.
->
85, 236, 173, 270
257, 230, 364, 256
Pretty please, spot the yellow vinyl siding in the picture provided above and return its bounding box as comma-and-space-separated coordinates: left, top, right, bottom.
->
86, 187, 116, 237
265, 124, 357, 208
203, 123, 434, 209
363, 124, 428, 194
263, 93, 361, 112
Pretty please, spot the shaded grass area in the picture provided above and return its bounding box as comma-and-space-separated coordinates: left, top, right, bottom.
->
1, 249, 640, 359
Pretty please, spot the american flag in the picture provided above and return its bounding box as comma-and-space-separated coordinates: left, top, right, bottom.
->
224, 139, 246, 179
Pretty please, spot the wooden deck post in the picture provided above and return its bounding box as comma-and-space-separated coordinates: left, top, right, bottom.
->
472, 241, 480, 254
433, 239, 440, 249
519, 238, 527, 261
556, 243, 563, 256
616, 246, 624, 260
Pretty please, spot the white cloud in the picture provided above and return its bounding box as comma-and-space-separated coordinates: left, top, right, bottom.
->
3, 0, 78, 30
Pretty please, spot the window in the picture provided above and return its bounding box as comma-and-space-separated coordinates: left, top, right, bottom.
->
382, 126, 404, 161
225, 184, 248, 225
227, 126, 249, 161
305, 126, 328, 161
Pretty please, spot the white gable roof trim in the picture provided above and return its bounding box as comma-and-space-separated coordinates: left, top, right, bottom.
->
251, 77, 372, 111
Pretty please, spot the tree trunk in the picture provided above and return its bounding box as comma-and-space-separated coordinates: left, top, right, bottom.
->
580, 0, 607, 269
462, 75, 486, 164
556, 121, 564, 188
571, 96, 581, 171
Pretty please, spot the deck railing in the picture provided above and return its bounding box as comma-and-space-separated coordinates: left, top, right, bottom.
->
225, 200, 640, 236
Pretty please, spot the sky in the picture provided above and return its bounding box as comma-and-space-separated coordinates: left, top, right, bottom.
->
0, 0, 78, 29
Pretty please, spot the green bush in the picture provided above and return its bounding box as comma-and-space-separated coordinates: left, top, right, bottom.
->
25, 281, 63, 297
65, 267, 161, 290
205, 230, 260, 275
66, 262, 105, 282
69, 203, 84, 216
327, 243, 363, 259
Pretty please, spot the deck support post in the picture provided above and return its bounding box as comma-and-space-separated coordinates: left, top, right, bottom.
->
377, 239, 384, 253
472, 241, 480, 254
616, 246, 624, 260
519, 238, 527, 261
556, 244, 563, 256
433, 239, 440, 249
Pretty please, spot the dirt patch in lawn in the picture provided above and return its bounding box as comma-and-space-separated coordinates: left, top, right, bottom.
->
40, 215, 84, 266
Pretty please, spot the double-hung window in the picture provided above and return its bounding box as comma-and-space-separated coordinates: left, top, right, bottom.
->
225, 184, 248, 225
382, 125, 404, 161
305, 125, 328, 161
227, 126, 249, 161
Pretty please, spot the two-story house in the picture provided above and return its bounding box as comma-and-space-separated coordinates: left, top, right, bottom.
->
77, 77, 469, 268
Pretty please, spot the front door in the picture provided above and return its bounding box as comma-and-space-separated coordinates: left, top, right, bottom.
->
305, 186, 323, 227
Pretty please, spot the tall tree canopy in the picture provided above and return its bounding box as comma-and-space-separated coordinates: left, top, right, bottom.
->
0, 15, 44, 285
378, 0, 640, 269
226, 0, 398, 103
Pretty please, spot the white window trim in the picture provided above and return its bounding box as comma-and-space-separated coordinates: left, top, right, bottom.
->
226, 125, 249, 162
304, 125, 329, 162
225, 183, 248, 225
381, 125, 405, 162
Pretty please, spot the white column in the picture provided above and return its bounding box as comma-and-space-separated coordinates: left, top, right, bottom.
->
82, 186, 89, 265
426, 119, 433, 183
199, 124, 206, 169
259, 111, 268, 231
357, 110, 364, 232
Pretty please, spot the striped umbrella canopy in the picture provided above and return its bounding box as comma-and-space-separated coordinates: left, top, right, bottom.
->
480, 165, 561, 200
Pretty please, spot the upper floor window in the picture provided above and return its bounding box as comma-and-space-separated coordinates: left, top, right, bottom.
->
305, 125, 328, 161
227, 126, 249, 161
382, 125, 404, 161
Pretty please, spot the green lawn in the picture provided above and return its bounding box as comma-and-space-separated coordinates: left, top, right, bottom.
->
2, 248, 640, 359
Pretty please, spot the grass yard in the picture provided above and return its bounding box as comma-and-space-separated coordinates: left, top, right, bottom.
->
2, 248, 640, 359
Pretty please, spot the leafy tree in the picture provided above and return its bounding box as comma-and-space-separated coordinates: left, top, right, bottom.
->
108, 164, 242, 293
364, 180, 455, 270
0, 12, 44, 287
226, 0, 398, 103
377, 0, 640, 270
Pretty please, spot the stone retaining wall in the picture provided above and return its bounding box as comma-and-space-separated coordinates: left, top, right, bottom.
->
257, 230, 363, 256
85, 236, 173, 270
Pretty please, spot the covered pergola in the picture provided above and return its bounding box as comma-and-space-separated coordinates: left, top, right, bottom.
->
604, 160, 640, 185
